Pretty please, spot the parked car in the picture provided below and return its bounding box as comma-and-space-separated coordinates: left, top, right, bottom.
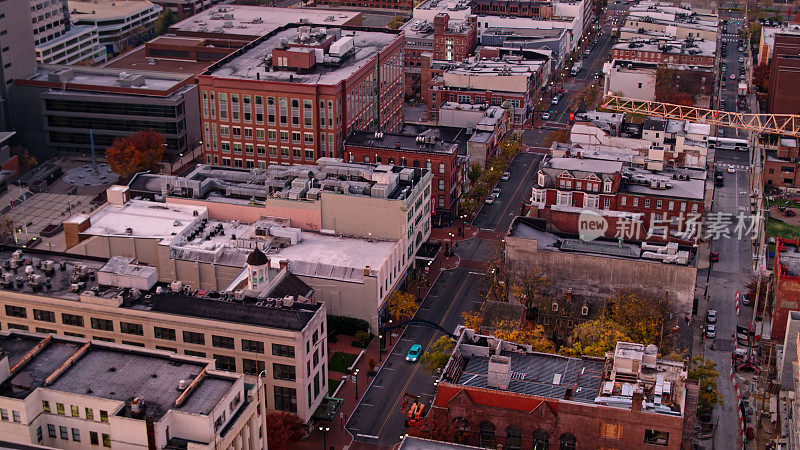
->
551, 96, 561, 105
706, 324, 717, 338
706, 309, 717, 323
729, 74, 737, 80
501, 172, 511, 182
492, 188, 501, 197
484, 196, 495, 205
739, 56, 745, 63
728, 165, 736, 173
542, 111, 551, 120
742, 292, 752, 306
715, 168, 723, 177
406, 344, 422, 362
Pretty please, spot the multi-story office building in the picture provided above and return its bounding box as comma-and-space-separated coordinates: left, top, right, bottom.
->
11, 65, 199, 160
151, 0, 211, 19
66, 160, 433, 332
768, 33, 800, 115
0, 246, 327, 423
198, 25, 405, 167
0, 330, 266, 449
30, 0, 107, 65
316, 0, 413, 11
0, 0, 37, 129
69, 0, 163, 56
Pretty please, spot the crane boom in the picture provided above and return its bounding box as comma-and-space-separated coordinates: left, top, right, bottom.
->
600, 95, 800, 137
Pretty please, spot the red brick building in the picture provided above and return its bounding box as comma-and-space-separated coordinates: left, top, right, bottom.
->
470, 0, 556, 18
762, 138, 800, 189
315, 0, 413, 10
768, 34, 800, 114
531, 154, 705, 243
345, 131, 464, 225
772, 237, 800, 340
198, 25, 404, 169
610, 42, 715, 68
425, 329, 696, 450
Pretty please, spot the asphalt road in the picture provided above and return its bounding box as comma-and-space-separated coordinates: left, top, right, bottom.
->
346, 269, 485, 446
717, 9, 749, 139
472, 152, 541, 231
705, 146, 755, 450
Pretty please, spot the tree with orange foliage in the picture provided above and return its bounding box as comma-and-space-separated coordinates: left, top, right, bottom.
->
265, 412, 306, 450
106, 130, 165, 178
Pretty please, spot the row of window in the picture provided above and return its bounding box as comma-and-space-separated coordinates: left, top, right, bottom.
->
42, 401, 108, 423
42, 424, 110, 447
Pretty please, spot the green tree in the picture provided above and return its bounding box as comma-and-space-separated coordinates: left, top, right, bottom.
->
688, 357, 722, 411
421, 336, 453, 374
153, 9, 177, 36
387, 15, 406, 29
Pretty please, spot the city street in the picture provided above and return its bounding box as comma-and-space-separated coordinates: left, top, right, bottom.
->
704, 146, 755, 449
346, 269, 485, 446
472, 152, 540, 231
717, 9, 748, 139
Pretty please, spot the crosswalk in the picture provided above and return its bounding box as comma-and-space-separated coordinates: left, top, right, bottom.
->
714, 163, 750, 171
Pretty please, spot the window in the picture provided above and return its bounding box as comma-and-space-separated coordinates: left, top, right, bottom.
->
214, 354, 236, 372
242, 339, 264, 353
90, 431, 99, 446
64, 332, 84, 338
99, 410, 108, 423
71, 405, 79, 417
5, 305, 26, 318
120, 322, 143, 336
11, 410, 20, 422
644, 198, 650, 208
33, 309, 55, 322
644, 430, 669, 446
48, 424, 56, 438
559, 433, 577, 450
273, 363, 296, 381
37, 426, 42, 442
85, 408, 94, 421
211, 335, 235, 349
479, 421, 496, 448
632, 197, 638, 207
438, 179, 445, 190
60, 426, 68, 440
102, 433, 111, 447
274, 386, 297, 413
90, 318, 113, 331
533, 429, 549, 450
272, 343, 295, 358
56, 403, 65, 415
154, 326, 175, 341
61, 313, 83, 326
438, 162, 445, 174
506, 426, 522, 450
600, 422, 623, 439
183, 331, 205, 345
243, 358, 266, 375
185, 350, 206, 357
71, 428, 80, 442
43, 400, 51, 413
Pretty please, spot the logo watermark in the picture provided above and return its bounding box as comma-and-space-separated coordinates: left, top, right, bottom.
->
578, 210, 608, 241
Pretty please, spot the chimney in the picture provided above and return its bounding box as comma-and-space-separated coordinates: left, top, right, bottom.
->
278, 259, 288, 272
487, 355, 511, 390
631, 388, 643, 411
566, 288, 572, 303
363, 265, 371, 276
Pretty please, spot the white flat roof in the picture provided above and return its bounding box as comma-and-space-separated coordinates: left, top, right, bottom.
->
171, 5, 360, 36
84, 200, 206, 238
274, 232, 397, 283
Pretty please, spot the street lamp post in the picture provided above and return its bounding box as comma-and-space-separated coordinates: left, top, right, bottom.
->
388, 320, 393, 346
318, 426, 330, 450
353, 368, 360, 400
378, 334, 383, 362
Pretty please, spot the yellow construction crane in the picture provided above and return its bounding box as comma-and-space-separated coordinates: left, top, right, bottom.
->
601, 94, 800, 137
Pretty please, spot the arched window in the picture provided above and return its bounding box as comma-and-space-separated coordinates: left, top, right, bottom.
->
453, 417, 470, 444
559, 433, 577, 450
533, 429, 549, 450
479, 421, 496, 448
505, 425, 522, 450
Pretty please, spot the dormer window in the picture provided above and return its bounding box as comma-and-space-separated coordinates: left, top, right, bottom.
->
538, 171, 546, 186
603, 179, 613, 193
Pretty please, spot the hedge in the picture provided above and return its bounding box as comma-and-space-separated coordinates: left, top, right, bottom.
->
327, 315, 369, 336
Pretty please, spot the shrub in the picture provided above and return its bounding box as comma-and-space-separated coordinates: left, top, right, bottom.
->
327, 315, 369, 336
353, 331, 373, 348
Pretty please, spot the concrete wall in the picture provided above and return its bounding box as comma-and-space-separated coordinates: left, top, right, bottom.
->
779, 311, 800, 389
604, 67, 655, 101
505, 235, 697, 317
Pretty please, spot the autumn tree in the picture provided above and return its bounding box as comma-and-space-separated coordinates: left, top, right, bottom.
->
153, 9, 177, 36
461, 311, 482, 330
106, 130, 165, 178
265, 412, 306, 450
654, 65, 695, 106
387, 290, 418, 322
544, 129, 570, 147
493, 321, 556, 353
688, 357, 722, 412
753, 64, 770, 92
508, 264, 549, 310
388, 15, 407, 29
564, 291, 669, 357
10, 145, 38, 171
421, 336, 453, 374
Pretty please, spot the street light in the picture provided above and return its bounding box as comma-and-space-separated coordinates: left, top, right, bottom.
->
353, 368, 360, 400
378, 334, 384, 362
318, 426, 330, 450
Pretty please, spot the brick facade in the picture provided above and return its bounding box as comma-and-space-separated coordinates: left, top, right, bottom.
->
773, 237, 800, 340
768, 34, 800, 114
316, 0, 413, 10
610, 48, 714, 67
